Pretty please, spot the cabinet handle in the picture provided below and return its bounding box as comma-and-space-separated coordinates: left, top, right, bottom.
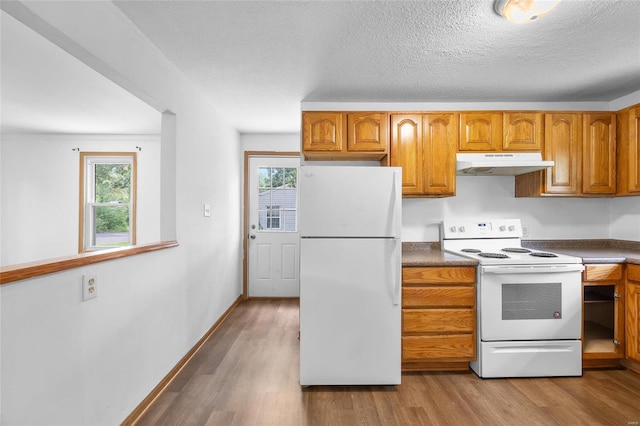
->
614, 292, 620, 300
614, 340, 621, 346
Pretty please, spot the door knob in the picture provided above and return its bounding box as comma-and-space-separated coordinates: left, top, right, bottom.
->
250, 234, 256, 239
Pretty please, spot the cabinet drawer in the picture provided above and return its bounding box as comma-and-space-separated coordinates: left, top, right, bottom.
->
403, 309, 474, 333
403, 287, 474, 307
583, 264, 623, 282
403, 267, 475, 284
628, 264, 640, 282
402, 335, 475, 360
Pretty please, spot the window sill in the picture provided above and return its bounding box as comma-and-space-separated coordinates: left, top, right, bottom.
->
0, 241, 179, 285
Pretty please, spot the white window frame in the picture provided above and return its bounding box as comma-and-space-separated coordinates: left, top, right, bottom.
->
79, 152, 137, 252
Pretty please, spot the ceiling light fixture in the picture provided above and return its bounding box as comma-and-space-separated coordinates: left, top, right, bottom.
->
494, 0, 561, 24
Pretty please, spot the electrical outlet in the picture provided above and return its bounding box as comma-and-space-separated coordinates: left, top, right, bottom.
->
82, 274, 98, 301
204, 204, 211, 217
522, 225, 530, 238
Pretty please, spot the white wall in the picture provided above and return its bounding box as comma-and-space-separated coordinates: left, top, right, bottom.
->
1, 134, 161, 266
241, 132, 299, 153
1, 2, 242, 425
610, 197, 640, 241
402, 176, 612, 241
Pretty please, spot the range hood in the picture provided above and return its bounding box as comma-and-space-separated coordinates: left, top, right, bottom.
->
456, 153, 554, 176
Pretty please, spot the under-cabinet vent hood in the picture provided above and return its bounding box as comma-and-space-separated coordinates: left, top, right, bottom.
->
456, 153, 554, 176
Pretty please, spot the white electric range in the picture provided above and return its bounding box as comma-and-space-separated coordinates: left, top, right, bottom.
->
440, 219, 585, 378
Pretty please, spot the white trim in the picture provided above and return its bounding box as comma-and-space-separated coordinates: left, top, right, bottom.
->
300, 100, 614, 112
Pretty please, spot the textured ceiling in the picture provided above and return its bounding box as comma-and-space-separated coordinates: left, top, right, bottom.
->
113, 0, 640, 133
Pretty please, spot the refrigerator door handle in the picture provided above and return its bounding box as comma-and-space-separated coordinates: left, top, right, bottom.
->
392, 170, 401, 239
392, 239, 400, 306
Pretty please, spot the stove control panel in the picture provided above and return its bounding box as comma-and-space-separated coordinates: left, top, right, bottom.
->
441, 219, 522, 240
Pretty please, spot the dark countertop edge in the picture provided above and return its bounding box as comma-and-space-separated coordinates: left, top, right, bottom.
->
403, 239, 640, 267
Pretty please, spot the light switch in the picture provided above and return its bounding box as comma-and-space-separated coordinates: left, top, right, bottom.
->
204, 204, 211, 217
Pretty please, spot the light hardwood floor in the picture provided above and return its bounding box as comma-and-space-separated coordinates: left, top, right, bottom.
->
136, 298, 640, 426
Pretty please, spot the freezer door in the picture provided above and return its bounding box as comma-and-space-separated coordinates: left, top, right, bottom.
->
299, 238, 401, 385
299, 166, 401, 238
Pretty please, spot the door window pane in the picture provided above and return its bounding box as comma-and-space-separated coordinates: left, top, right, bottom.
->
257, 167, 297, 231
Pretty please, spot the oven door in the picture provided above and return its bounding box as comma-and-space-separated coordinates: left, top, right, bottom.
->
479, 264, 584, 341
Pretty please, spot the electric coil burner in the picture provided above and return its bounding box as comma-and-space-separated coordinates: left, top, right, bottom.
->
502, 247, 531, 253
477, 252, 509, 259
440, 219, 584, 378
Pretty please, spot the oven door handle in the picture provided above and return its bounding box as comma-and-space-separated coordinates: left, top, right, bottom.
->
481, 264, 585, 274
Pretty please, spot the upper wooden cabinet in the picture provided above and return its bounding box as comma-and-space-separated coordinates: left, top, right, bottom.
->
301, 111, 389, 161
302, 112, 344, 152
582, 112, 616, 195
459, 112, 502, 151
515, 113, 582, 197
459, 112, 542, 152
617, 105, 640, 195
516, 112, 617, 197
544, 113, 582, 195
503, 112, 543, 151
391, 114, 422, 194
390, 113, 457, 197
347, 112, 388, 152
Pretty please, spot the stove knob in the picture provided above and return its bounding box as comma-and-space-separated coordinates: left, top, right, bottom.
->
449, 226, 456, 232
499, 225, 506, 231
458, 226, 465, 233
508, 225, 515, 231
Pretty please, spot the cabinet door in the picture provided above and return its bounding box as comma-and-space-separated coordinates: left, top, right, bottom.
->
583, 113, 616, 194
627, 266, 640, 362
459, 112, 502, 151
544, 113, 582, 194
503, 112, 543, 151
628, 107, 640, 193
302, 112, 344, 152
347, 112, 388, 152
423, 113, 457, 196
583, 282, 625, 360
390, 114, 423, 195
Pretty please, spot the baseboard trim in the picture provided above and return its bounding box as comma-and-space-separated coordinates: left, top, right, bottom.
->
121, 295, 243, 425
621, 358, 640, 375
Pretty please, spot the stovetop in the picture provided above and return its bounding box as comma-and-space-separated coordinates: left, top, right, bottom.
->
440, 219, 583, 265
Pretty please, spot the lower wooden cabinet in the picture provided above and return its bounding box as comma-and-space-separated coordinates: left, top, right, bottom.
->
582, 264, 625, 368
401, 266, 476, 371
627, 264, 640, 363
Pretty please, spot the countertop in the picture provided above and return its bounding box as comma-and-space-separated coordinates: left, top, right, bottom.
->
522, 239, 640, 265
402, 240, 640, 267
402, 242, 478, 267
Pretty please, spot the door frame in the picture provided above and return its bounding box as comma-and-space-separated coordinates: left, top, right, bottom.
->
243, 151, 300, 299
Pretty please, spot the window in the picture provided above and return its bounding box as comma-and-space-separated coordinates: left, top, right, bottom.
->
266, 205, 281, 229
257, 167, 297, 231
79, 153, 136, 252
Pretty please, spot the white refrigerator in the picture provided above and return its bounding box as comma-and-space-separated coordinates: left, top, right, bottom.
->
299, 166, 402, 386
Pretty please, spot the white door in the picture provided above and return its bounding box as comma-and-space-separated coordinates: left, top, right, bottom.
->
248, 156, 300, 297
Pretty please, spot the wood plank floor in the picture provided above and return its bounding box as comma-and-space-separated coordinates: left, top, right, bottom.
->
136, 298, 640, 426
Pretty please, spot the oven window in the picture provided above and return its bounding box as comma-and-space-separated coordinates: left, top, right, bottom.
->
502, 282, 562, 320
